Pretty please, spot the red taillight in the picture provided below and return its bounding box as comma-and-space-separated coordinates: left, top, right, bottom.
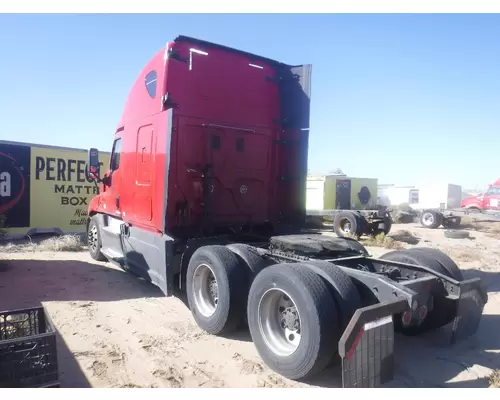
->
401, 310, 412, 326
418, 305, 428, 321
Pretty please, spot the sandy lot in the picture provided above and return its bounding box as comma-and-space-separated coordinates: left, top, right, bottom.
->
1, 223, 499, 388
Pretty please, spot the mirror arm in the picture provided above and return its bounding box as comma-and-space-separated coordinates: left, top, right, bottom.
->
91, 179, 100, 193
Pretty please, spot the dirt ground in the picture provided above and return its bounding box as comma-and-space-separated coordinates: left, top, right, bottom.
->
1, 223, 499, 388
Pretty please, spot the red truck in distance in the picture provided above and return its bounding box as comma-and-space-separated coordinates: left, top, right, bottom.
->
461, 179, 500, 211
85, 35, 487, 387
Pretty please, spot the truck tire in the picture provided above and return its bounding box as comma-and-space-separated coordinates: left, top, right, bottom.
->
333, 211, 364, 238
379, 249, 449, 279
382, 216, 392, 235
379, 249, 457, 334
336, 237, 370, 256
371, 216, 393, 236
444, 229, 470, 239
302, 260, 362, 331
420, 210, 443, 229
226, 243, 274, 278
87, 216, 107, 262
247, 263, 338, 380
406, 247, 463, 281
442, 216, 461, 229
186, 245, 248, 335
226, 244, 276, 328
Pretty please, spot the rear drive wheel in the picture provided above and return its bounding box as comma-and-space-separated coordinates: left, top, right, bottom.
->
442, 216, 461, 229
380, 249, 459, 334
226, 243, 276, 327
247, 263, 338, 380
87, 217, 107, 262
333, 211, 364, 238
226, 243, 274, 278
382, 216, 393, 235
406, 247, 463, 281
303, 260, 362, 331
420, 210, 443, 229
371, 216, 393, 236
186, 245, 248, 335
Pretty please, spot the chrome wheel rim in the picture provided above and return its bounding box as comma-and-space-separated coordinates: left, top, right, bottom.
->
258, 288, 301, 356
422, 212, 434, 226
88, 225, 98, 252
192, 263, 219, 317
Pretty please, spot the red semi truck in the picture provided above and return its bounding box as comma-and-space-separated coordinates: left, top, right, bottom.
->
85, 36, 487, 387
461, 179, 500, 212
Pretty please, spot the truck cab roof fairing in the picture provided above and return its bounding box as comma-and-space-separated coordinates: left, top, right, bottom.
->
117, 49, 165, 130
174, 35, 286, 69
117, 35, 312, 132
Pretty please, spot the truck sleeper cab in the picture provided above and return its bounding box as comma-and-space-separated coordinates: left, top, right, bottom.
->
86, 35, 487, 388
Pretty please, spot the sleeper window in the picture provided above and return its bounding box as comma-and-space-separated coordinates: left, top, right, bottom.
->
110, 138, 122, 171
145, 71, 157, 98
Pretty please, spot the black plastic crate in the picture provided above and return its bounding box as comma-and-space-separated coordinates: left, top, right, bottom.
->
0, 306, 59, 388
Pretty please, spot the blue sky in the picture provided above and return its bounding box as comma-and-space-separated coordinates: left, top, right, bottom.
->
0, 13, 498, 189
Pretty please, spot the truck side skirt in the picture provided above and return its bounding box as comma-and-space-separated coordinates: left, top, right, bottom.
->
94, 213, 176, 296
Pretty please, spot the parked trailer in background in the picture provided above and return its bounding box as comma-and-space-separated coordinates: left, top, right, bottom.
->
306, 175, 391, 238
0, 140, 110, 239
84, 35, 487, 388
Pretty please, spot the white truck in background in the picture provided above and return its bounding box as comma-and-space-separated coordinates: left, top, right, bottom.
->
408, 182, 500, 229
377, 182, 469, 229
408, 182, 464, 229
410, 182, 462, 211
377, 184, 419, 208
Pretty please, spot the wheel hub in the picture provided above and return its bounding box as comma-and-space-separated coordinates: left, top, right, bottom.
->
281, 307, 300, 331
208, 277, 219, 306
340, 218, 352, 233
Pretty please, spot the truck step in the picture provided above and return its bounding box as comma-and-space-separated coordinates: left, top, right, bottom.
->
101, 248, 125, 265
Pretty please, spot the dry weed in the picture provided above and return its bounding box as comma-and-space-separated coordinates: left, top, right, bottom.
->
486, 223, 500, 239
360, 229, 419, 250
390, 229, 420, 245
361, 233, 405, 250
442, 248, 480, 263
489, 369, 500, 388
38, 235, 84, 252
0, 235, 84, 253
390, 203, 418, 224
461, 217, 500, 238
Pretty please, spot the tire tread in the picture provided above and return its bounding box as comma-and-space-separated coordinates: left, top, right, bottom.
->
187, 245, 248, 335
248, 263, 338, 380
304, 260, 361, 330
88, 216, 107, 262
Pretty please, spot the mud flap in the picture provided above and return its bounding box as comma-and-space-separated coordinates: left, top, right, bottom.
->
450, 277, 488, 344
338, 299, 407, 388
